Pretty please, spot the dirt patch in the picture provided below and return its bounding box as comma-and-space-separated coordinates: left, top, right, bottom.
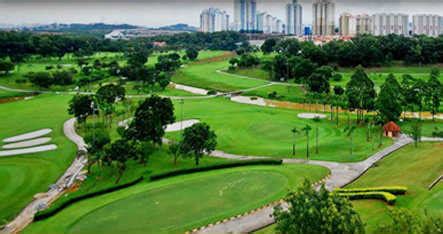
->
191, 52, 236, 65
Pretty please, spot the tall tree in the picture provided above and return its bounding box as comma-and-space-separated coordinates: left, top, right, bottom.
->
274, 180, 364, 234
68, 95, 95, 123
185, 47, 199, 61
376, 74, 403, 122
179, 123, 217, 166
103, 139, 134, 183
261, 38, 278, 54
0, 58, 14, 75
125, 96, 175, 145
291, 127, 300, 156
307, 66, 333, 94
302, 125, 312, 160
426, 69, 442, 120
345, 66, 377, 123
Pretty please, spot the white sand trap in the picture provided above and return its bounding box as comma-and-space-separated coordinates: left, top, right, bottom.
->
297, 113, 327, 119
172, 83, 208, 95
166, 119, 200, 132
3, 129, 52, 143
2, 137, 51, 149
231, 96, 267, 106
0, 144, 57, 157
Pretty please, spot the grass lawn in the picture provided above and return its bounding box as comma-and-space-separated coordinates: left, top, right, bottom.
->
0, 89, 28, 99
0, 94, 77, 225
227, 67, 270, 80
166, 97, 393, 162
172, 60, 269, 92
349, 143, 443, 233
24, 164, 328, 234
243, 84, 306, 103
400, 119, 443, 137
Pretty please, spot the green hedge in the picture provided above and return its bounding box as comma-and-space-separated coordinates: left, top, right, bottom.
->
339, 192, 397, 205
34, 177, 144, 221
149, 159, 283, 181
335, 186, 407, 195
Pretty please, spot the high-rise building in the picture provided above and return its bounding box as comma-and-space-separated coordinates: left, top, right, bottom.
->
256, 12, 266, 32
312, 0, 335, 36
412, 14, 440, 37
339, 13, 356, 36
286, 0, 303, 35
200, 8, 230, 33
356, 14, 372, 35
372, 13, 409, 36
234, 0, 257, 31
256, 12, 284, 34
441, 17, 443, 35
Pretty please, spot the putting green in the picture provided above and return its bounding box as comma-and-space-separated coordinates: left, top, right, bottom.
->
0, 94, 76, 225
25, 164, 328, 234
167, 97, 393, 162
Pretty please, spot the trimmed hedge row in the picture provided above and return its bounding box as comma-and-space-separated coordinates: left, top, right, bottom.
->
34, 177, 144, 221
149, 159, 283, 181
335, 186, 407, 195
339, 192, 397, 205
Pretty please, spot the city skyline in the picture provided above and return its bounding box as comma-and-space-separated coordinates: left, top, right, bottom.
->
1, 0, 443, 27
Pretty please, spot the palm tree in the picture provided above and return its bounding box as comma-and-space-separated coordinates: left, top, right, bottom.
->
344, 125, 357, 157
291, 127, 300, 156
302, 125, 312, 160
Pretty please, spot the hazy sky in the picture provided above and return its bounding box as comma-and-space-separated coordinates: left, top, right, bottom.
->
0, 0, 442, 27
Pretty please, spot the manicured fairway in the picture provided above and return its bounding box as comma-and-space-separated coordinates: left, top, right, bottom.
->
349, 143, 443, 233
0, 94, 76, 225
25, 164, 328, 234
167, 97, 392, 162
243, 84, 306, 103
172, 61, 269, 92
0, 89, 27, 99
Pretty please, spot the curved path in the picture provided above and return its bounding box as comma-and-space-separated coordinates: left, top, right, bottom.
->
0, 118, 87, 234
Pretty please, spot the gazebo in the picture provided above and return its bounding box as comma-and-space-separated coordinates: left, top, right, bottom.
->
383, 121, 401, 138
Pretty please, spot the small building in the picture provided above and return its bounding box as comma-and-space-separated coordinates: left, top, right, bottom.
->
383, 121, 401, 138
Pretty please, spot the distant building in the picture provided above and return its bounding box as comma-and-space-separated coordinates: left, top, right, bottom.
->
339, 13, 356, 36
412, 14, 440, 37
200, 8, 230, 33
286, 0, 303, 35
234, 0, 257, 31
256, 12, 266, 32
312, 0, 335, 36
356, 14, 372, 35
372, 13, 409, 36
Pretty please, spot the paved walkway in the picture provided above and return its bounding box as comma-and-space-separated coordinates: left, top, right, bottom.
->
199, 135, 414, 233
0, 118, 87, 234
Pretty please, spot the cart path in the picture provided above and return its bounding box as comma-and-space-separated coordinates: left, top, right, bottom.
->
0, 118, 87, 234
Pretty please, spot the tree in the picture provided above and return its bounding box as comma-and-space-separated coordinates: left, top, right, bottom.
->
291, 127, 300, 156
0, 58, 14, 75
84, 128, 110, 171
169, 141, 181, 165
125, 95, 175, 144
345, 66, 377, 123
96, 84, 126, 126
407, 120, 422, 148
307, 66, 333, 94
68, 95, 95, 123
52, 70, 74, 86
375, 208, 443, 234
185, 47, 199, 61
376, 74, 403, 122
103, 139, 133, 183
179, 123, 217, 166
301, 125, 312, 160
426, 69, 442, 120
274, 180, 364, 234
261, 38, 278, 54
343, 125, 357, 157
26, 72, 53, 88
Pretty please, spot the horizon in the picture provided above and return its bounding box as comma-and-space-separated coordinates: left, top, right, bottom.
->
1, 0, 443, 28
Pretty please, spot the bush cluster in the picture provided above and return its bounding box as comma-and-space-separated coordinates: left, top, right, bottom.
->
339, 192, 397, 205
335, 186, 407, 195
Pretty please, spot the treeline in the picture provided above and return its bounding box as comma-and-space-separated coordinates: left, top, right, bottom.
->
262, 34, 443, 69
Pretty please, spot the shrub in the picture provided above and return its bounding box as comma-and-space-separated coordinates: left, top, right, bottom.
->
207, 90, 217, 95
34, 177, 144, 221
432, 127, 443, 137
268, 91, 278, 99
332, 73, 343, 82
338, 191, 397, 205
150, 159, 282, 181
335, 186, 407, 195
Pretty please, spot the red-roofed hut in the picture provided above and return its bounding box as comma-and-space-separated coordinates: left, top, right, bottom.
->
383, 121, 401, 138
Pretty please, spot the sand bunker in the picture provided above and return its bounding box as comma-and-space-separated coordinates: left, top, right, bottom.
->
165, 120, 200, 132
297, 113, 327, 119
0, 144, 57, 157
2, 137, 51, 149
231, 96, 267, 106
3, 129, 52, 143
